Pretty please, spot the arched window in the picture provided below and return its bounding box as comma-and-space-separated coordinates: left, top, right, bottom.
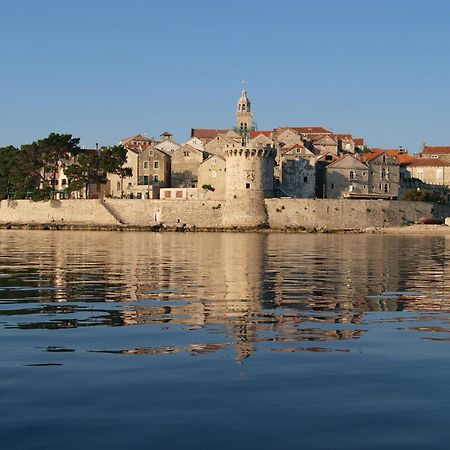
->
117, 182, 120, 190
381, 168, 387, 179
242, 104, 246, 112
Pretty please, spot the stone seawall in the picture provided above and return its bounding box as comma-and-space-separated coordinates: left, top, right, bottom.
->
265, 199, 450, 230
1, 198, 449, 231
0, 199, 118, 225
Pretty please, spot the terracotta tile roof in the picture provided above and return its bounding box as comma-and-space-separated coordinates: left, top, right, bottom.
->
409, 159, 450, 167
360, 149, 408, 163
353, 138, 364, 146
311, 134, 337, 143
283, 143, 306, 153
290, 126, 332, 135
249, 130, 272, 138
316, 153, 340, 163
191, 129, 228, 141
422, 146, 450, 155
121, 134, 152, 145
335, 134, 353, 140
397, 154, 418, 165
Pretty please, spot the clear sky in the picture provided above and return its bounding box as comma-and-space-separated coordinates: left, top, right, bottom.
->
1, 0, 449, 153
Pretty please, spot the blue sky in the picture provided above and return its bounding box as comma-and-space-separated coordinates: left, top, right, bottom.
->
1, 0, 449, 152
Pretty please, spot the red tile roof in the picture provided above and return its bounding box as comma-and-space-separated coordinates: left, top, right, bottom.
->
335, 134, 353, 140
353, 138, 364, 146
290, 126, 332, 135
359, 149, 409, 163
422, 146, 450, 155
191, 129, 228, 141
249, 130, 272, 138
409, 159, 450, 167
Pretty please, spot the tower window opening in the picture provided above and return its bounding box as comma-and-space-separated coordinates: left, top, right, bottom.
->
246, 183, 250, 189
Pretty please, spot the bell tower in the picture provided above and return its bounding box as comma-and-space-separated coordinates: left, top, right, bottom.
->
235, 81, 253, 135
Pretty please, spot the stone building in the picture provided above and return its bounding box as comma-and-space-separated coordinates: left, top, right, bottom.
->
419, 145, 450, 163
204, 133, 239, 158
171, 144, 204, 187
310, 134, 339, 155
197, 154, 226, 200
326, 155, 369, 198
335, 134, 356, 154
408, 159, 450, 187
365, 152, 400, 198
137, 146, 171, 188
154, 131, 180, 154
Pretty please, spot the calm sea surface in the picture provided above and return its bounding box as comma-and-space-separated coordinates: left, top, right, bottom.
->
1, 230, 450, 449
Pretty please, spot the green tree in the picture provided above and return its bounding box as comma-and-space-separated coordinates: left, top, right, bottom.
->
0, 146, 19, 198
100, 145, 132, 198
65, 152, 106, 199
21, 133, 81, 199
201, 184, 215, 199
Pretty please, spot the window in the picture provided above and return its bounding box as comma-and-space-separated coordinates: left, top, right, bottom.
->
61, 179, 67, 186
184, 151, 190, 157
349, 185, 354, 192
117, 182, 120, 191
381, 168, 388, 179
164, 191, 172, 198
384, 183, 389, 193
143, 175, 149, 185
246, 183, 250, 189
149, 149, 154, 156
331, 183, 334, 189
212, 158, 217, 164
176, 190, 183, 198
143, 161, 149, 169
153, 175, 159, 183
349, 170, 355, 180
211, 170, 217, 178
303, 176, 308, 183
154, 161, 159, 169
382, 154, 386, 163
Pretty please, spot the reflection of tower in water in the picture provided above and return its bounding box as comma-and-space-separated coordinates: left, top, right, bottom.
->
221, 233, 267, 360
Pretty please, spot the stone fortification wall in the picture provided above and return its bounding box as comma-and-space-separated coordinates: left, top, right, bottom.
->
103, 199, 224, 227
1, 198, 449, 230
0, 199, 119, 225
266, 199, 450, 230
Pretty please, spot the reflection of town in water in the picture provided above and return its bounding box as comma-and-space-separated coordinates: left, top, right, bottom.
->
1, 230, 450, 360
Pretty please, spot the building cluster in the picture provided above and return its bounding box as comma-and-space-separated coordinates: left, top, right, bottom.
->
55, 86, 450, 203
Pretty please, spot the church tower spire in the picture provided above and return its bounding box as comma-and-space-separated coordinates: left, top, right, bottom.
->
235, 81, 253, 136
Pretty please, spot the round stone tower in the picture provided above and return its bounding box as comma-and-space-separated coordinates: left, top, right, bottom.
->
222, 143, 276, 228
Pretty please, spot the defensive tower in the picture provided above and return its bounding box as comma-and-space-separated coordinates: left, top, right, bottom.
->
222, 140, 275, 228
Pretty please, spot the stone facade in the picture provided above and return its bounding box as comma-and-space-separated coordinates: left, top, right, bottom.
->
235, 84, 252, 133
222, 142, 276, 227
367, 153, 400, 198
171, 144, 204, 187
197, 155, 226, 200
137, 147, 171, 188
408, 159, 450, 187
326, 155, 369, 198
